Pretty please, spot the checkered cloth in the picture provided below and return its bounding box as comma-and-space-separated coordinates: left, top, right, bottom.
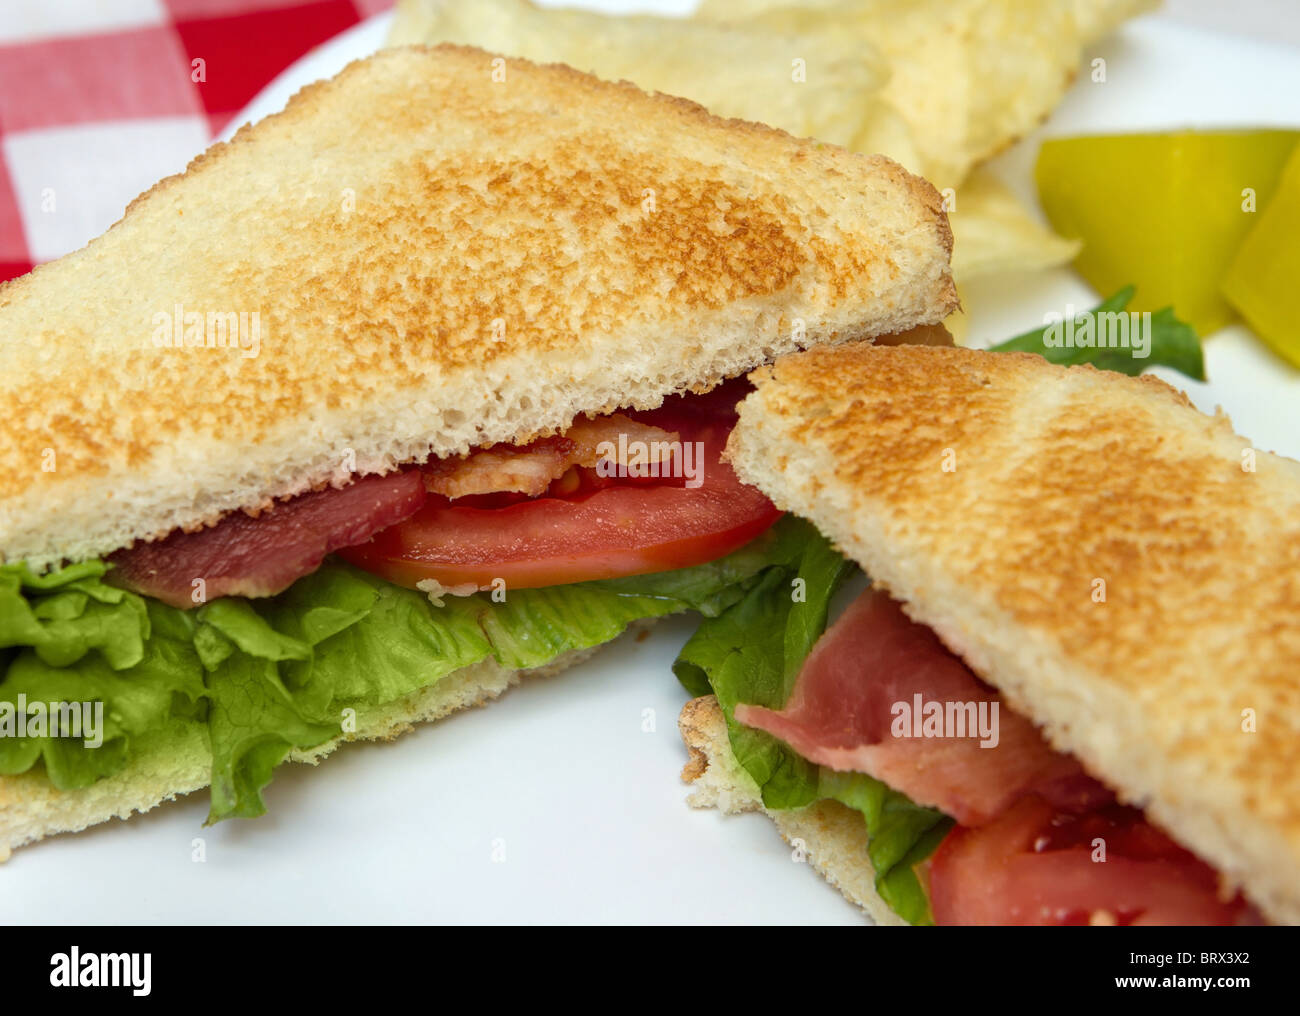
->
0, 0, 394, 286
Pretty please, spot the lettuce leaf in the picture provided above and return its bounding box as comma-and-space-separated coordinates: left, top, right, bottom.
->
990, 285, 1206, 381
672, 521, 951, 925
0, 567, 205, 790
0, 560, 151, 669
0, 529, 786, 823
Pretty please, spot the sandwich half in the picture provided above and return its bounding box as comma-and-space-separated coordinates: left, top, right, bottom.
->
678, 342, 1299, 925
0, 45, 956, 855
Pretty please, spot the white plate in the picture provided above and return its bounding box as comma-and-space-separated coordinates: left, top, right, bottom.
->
7, 4, 1298, 926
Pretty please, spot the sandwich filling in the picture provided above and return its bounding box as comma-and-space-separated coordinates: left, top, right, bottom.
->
0, 380, 788, 825
675, 533, 1265, 926
104, 380, 774, 607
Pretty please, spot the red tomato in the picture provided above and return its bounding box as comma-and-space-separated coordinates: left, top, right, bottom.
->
928, 796, 1262, 926
338, 384, 782, 589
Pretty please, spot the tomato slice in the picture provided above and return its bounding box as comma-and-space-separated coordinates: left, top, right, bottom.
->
338, 383, 782, 589
928, 796, 1262, 926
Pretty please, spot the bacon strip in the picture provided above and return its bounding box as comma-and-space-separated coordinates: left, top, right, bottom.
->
422, 414, 679, 499
109, 471, 426, 609
735, 589, 1108, 826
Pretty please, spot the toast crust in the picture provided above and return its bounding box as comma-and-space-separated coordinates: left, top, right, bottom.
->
678, 694, 905, 925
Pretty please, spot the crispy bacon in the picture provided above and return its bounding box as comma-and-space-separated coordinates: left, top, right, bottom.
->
422, 414, 679, 499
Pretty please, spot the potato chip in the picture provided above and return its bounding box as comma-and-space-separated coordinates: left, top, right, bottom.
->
949, 169, 1079, 279
944, 296, 971, 346
944, 170, 1083, 345
840, 101, 924, 178
389, 0, 888, 149
1069, 0, 1161, 42
695, 0, 967, 185
696, 0, 1156, 187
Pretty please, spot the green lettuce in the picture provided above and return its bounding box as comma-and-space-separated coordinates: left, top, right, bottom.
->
0, 530, 788, 824
673, 520, 951, 926
0, 564, 205, 789
990, 285, 1205, 380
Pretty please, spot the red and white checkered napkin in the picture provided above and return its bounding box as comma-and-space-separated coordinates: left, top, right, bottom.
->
0, 0, 394, 286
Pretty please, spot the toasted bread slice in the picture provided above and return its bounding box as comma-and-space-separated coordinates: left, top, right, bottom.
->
725, 344, 1300, 924
0, 43, 955, 571
679, 694, 905, 925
